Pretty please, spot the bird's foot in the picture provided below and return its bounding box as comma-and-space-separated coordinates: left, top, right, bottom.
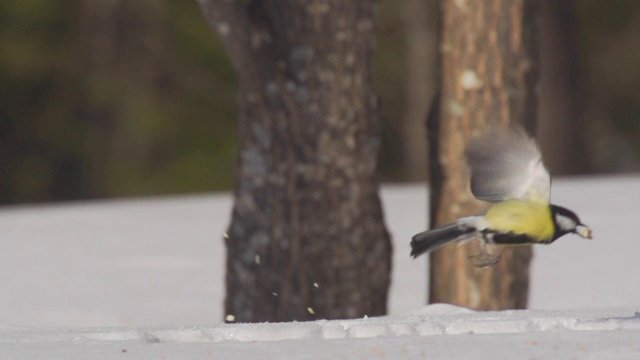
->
469, 251, 502, 268
469, 239, 502, 268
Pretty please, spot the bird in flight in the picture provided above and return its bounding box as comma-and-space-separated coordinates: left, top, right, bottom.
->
410, 127, 592, 267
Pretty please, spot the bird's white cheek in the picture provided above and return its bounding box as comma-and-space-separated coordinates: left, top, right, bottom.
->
555, 214, 576, 231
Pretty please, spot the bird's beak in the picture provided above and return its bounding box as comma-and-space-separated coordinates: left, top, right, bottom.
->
576, 224, 592, 239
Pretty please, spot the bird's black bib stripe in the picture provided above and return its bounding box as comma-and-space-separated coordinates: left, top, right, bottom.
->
481, 230, 555, 245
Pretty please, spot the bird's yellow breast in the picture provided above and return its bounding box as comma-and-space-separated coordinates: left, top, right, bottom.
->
484, 200, 555, 242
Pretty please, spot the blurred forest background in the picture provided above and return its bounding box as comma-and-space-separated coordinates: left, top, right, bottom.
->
1, 0, 639, 206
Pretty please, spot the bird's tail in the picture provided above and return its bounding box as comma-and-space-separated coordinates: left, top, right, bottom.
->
410, 218, 477, 258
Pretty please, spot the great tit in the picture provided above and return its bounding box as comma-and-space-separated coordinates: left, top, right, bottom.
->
410, 127, 592, 266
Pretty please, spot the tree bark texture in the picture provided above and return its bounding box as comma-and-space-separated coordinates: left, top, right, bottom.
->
428, 0, 539, 310
199, 1, 392, 322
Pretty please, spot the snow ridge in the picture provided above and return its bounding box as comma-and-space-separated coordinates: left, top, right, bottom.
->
2, 306, 638, 345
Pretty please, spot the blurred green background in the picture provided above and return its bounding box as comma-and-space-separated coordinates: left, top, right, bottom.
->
1, 0, 639, 205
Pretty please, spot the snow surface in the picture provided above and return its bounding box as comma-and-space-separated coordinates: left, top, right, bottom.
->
2, 306, 640, 359
1, 175, 639, 358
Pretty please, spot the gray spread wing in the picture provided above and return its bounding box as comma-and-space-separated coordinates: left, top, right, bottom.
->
466, 127, 550, 204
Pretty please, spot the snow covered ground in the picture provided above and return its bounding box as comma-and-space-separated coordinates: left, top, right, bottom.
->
1, 175, 639, 358
3, 306, 640, 359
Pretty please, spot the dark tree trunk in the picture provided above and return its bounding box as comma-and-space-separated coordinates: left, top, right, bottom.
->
428, 0, 539, 310
400, 0, 439, 181
537, 0, 588, 175
199, 1, 392, 322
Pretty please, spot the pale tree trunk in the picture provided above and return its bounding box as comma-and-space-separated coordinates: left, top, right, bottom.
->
198, 1, 392, 322
428, 0, 538, 310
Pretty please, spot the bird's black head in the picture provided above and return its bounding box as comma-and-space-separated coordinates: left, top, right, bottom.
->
550, 205, 592, 240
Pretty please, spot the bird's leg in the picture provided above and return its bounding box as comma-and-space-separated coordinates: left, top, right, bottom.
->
469, 232, 502, 268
